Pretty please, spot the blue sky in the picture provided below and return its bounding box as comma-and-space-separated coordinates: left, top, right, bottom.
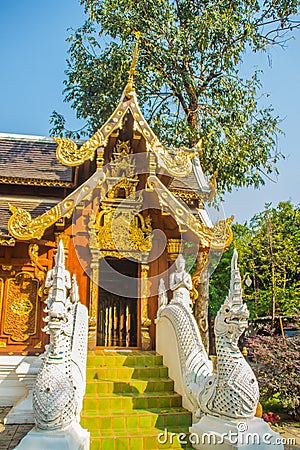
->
0, 0, 299, 223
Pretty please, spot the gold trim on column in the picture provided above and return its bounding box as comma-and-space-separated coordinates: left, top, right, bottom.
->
140, 263, 151, 350
88, 266, 99, 351
0, 277, 4, 330
191, 249, 210, 303
88, 211, 100, 350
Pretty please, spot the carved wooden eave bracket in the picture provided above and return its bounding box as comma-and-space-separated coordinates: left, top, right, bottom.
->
0, 232, 15, 247
147, 175, 212, 248
147, 175, 233, 251
8, 169, 106, 241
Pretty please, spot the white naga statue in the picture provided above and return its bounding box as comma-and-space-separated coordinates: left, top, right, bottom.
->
156, 250, 283, 449
197, 249, 259, 418
16, 240, 89, 450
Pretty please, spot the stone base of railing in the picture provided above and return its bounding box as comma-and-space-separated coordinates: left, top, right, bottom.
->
14, 422, 90, 450
189, 414, 283, 450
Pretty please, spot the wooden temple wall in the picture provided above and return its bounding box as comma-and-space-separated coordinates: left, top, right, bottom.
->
0, 218, 90, 355
0, 242, 53, 354
0, 208, 185, 353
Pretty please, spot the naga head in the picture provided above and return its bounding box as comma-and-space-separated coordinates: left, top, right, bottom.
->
214, 249, 249, 345
47, 241, 70, 324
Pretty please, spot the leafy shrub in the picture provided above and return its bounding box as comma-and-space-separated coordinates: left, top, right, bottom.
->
246, 333, 300, 414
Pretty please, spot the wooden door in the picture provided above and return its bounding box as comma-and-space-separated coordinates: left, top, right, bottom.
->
97, 258, 138, 348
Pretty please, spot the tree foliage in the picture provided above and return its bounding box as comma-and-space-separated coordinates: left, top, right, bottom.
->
50, 0, 300, 194
209, 201, 300, 318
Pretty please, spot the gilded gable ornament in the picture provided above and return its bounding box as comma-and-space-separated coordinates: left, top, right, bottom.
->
113, 140, 131, 158
89, 206, 152, 261
54, 135, 101, 167
8, 204, 61, 241
8, 170, 106, 240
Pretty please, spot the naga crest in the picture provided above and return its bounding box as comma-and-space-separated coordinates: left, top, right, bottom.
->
33, 240, 88, 430
214, 249, 249, 344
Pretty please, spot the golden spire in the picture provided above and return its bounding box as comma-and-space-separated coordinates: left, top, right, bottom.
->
125, 35, 140, 98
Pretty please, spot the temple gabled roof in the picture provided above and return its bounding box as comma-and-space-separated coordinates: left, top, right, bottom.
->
5, 54, 232, 250
54, 84, 197, 179
0, 133, 74, 187
54, 55, 213, 193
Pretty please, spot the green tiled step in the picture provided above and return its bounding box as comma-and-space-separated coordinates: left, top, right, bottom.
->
89, 428, 194, 450
90, 428, 192, 450
81, 351, 192, 449
86, 366, 168, 381
82, 407, 191, 429
87, 365, 169, 380
83, 392, 182, 411
86, 377, 175, 394
87, 351, 163, 368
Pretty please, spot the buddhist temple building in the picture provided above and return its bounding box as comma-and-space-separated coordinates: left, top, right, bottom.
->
0, 60, 233, 447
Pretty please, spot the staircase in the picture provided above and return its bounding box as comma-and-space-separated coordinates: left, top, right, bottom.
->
81, 351, 193, 450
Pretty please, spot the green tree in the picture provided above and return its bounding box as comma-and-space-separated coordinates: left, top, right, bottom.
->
209, 245, 233, 316
50, 1, 300, 343
209, 223, 252, 316
210, 202, 300, 319
247, 201, 300, 318
50, 0, 300, 195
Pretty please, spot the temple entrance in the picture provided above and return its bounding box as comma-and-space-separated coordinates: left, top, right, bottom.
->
97, 258, 139, 348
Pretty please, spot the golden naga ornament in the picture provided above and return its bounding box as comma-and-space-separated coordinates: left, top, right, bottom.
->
211, 215, 234, 250
8, 170, 106, 240
8, 204, 61, 241
54, 134, 103, 167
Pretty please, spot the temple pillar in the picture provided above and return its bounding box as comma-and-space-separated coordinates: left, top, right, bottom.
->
140, 263, 151, 350
88, 229, 99, 350
192, 248, 210, 353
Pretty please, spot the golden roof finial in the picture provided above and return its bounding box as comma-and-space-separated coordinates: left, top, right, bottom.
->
125, 34, 140, 98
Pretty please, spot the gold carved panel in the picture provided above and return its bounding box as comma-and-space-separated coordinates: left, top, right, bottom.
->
0, 278, 3, 322
3, 272, 39, 342
89, 206, 152, 262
